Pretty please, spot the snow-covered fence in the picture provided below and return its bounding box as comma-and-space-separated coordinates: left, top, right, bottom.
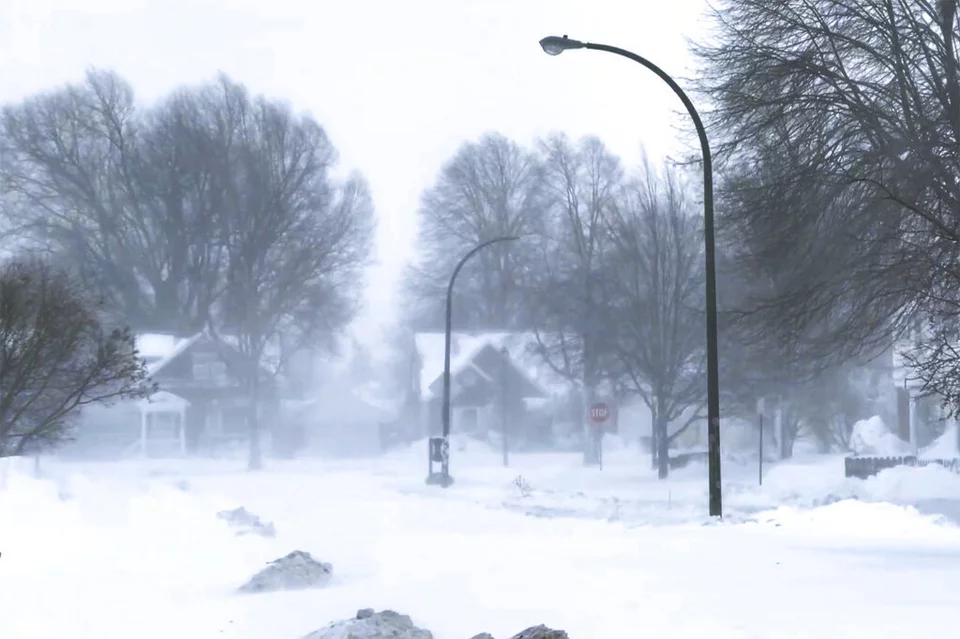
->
845, 456, 960, 479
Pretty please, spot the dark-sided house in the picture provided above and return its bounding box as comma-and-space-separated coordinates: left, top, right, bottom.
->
402, 332, 564, 444
74, 331, 279, 458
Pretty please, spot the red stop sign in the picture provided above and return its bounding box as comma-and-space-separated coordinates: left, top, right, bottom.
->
589, 402, 610, 424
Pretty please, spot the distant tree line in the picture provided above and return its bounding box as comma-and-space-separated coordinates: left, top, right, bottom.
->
0, 70, 375, 462
405, 0, 960, 465
9, 0, 958, 466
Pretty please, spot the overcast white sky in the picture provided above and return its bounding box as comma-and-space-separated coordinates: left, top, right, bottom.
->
0, 0, 711, 346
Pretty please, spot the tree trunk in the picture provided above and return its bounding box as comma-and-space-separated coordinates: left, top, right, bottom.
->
248, 370, 263, 471
582, 384, 599, 466
650, 408, 659, 470
656, 410, 669, 479
774, 402, 784, 459
956, 414, 960, 454
500, 348, 509, 467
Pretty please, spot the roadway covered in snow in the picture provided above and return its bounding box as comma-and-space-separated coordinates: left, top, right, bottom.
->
2, 440, 960, 638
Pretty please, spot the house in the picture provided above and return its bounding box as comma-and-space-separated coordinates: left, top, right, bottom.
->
73, 331, 280, 458
400, 332, 567, 445
891, 341, 959, 453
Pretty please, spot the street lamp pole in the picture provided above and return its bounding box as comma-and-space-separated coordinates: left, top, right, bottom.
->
538, 34, 723, 517
426, 235, 520, 487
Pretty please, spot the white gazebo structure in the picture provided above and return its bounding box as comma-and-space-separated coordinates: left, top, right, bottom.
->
137, 391, 190, 456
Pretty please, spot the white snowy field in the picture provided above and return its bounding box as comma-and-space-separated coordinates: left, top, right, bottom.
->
3, 438, 960, 639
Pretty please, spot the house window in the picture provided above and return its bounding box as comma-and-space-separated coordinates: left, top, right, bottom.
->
193, 353, 227, 383
210, 361, 227, 381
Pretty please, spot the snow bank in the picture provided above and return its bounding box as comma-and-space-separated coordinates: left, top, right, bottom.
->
745, 454, 960, 508
0, 460, 285, 638
0, 455, 40, 490
744, 457, 853, 506
858, 463, 960, 502
849, 416, 912, 457
752, 499, 958, 540
920, 424, 960, 460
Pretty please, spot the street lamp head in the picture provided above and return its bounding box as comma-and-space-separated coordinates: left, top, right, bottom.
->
539, 35, 585, 56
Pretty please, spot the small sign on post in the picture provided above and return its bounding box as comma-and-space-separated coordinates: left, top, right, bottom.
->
590, 402, 610, 425
429, 437, 446, 463
589, 402, 610, 471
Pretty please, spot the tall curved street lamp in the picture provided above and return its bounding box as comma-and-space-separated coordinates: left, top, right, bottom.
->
426, 235, 520, 488
539, 34, 723, 517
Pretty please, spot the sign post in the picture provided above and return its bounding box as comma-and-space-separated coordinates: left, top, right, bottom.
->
589, 402, 610, 471
757, 397, 765, 486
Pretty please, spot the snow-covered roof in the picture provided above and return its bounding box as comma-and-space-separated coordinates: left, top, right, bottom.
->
137, 333, 180, 361
136, 331, 282, 378
136, 333, 203, 377
414, 332, 570, 400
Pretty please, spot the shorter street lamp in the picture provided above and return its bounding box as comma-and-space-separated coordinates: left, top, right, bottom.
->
538, 34, 723, 518
426, 235, 520, 487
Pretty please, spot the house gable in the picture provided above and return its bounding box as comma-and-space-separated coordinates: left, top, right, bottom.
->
138, 331, 275, 388
413, 331, 569, 401
425, 342, 548, 402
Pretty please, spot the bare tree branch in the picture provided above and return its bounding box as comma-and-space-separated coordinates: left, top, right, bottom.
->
404, 132, 546, 330
0, 256, 152, 456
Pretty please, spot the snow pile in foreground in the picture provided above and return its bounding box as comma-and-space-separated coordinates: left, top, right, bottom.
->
0, 457, 284, 638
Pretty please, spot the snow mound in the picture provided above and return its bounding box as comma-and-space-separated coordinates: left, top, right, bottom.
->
850, 416, 912, 457
216, 506, 276, 537
752, 499, 956, 538
0, 456, 41, 491
239, 550, 333, 593
859, 464, 960, 502
920, 424, 960, 460
303, 608, 433, 639
507, 626, 570, 639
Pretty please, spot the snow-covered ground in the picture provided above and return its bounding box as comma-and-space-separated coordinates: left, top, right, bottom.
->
3, 438, 960, 638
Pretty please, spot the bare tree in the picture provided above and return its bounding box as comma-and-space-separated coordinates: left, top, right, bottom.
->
0, 70, 227, 332
694, 0, 957, 388
605, 162, 706, 478
529, 133, 624, 462
116, 83, 229, 329
405, 132, 546, 330
208, 78, 374, 470
0, 257, 152, 456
